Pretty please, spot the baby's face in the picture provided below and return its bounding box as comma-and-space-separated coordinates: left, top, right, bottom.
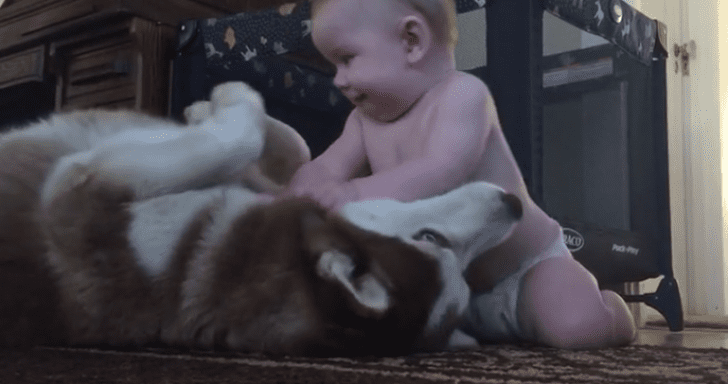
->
312, 1, 421, 122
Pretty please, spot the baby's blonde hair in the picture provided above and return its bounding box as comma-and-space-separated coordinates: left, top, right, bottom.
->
401, 0, 458, 48
310, 0, 458, 49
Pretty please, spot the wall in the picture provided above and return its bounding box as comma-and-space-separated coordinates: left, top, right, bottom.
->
682, 0, 727, 316
640, 0, 728, 319
454, 7, 487, 70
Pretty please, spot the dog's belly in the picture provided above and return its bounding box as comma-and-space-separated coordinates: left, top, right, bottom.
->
128, 186, 261, 276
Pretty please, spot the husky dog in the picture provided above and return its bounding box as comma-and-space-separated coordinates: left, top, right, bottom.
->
0, 82, 522, 355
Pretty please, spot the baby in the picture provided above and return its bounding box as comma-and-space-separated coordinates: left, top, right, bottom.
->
283, 0, 636, 349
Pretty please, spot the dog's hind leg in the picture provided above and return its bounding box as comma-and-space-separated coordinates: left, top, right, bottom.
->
41, 82, 266, 205
0, 138, 71, 347
39, 172, 162, 345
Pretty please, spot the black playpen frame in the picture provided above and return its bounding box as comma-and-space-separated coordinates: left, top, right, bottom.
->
482, 0, 681, 332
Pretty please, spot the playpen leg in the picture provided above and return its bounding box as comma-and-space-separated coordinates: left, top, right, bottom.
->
623, 277, 684, 332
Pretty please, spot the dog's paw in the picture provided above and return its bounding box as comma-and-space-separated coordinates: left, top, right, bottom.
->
184, 101, 212, 125
210, 82, 264, 112
40, 151, 94, 209
447, 329, 480, 350
199, 82, 267, 157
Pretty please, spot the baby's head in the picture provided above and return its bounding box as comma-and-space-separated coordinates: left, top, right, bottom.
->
405, 0, 459, 49
310, 0, 458, 122
311, 0, 457, 49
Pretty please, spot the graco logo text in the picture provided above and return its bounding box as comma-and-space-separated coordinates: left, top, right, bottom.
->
563, 228, 585, 252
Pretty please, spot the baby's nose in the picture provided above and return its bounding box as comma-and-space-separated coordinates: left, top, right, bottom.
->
500, 192, 523, 220
333, 70, 348, 89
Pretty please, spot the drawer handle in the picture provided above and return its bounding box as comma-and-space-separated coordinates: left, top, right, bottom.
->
70, 59, 132, 86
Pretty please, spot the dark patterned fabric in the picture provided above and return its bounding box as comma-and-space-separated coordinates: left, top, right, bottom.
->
4, 344, 728, 383
198, 2, 341, 113
181, 1, 488, 157
200, 0, 485, 58
196, 1, 487, 112
457, 0, 488, 13
200, 2, 312, 60
544, 0, 657, 65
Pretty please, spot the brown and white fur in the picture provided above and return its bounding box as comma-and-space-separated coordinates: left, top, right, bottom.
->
0, 82, 521, 356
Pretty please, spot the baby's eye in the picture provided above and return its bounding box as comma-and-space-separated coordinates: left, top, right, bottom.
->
340, 55, 354, 65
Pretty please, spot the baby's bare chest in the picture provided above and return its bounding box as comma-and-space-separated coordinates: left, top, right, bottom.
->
360, 116, 432, 173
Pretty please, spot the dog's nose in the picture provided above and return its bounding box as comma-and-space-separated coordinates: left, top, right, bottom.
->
500, 192, 523, 220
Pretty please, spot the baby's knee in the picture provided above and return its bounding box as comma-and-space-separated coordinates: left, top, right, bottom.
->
538, 307, 610, 349
518, 258, 636, 349
600, 289, 638, 345
538, 291, 635, 349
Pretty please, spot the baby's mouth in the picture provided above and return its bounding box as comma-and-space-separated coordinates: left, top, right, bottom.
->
354, 94, 368, 104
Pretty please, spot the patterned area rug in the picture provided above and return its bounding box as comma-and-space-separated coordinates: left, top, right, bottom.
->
2, 344, 728, 384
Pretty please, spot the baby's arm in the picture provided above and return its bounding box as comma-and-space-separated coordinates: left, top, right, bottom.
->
285, 110, 367, 197
351, 77, 492, 202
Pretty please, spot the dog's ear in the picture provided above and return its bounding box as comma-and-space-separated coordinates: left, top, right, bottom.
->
315, 249, 391, 318
300, 208, 331, 254
300, 209, 392, 318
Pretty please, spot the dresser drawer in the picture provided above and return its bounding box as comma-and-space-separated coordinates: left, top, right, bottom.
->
0, 0, 96, 52
0, 46, 45, 89
50, 17, 175, 114
64, 37, 136, 104
51, 21, 141, 111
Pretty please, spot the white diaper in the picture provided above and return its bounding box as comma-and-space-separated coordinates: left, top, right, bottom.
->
461, 232, 572, 342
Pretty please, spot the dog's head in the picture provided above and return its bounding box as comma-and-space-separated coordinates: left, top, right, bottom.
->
306, 181, 522, 352
338, 181, 523, 271
184, 182, 520, 355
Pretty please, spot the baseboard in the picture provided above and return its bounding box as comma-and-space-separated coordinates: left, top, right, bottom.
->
646, 314, 728, 330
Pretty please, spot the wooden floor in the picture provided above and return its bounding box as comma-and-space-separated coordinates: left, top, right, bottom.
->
636, 326, 728, 349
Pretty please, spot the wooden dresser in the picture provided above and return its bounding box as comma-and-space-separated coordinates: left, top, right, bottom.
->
0, 0, 295, 127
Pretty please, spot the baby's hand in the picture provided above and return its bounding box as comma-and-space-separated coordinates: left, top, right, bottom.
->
313, 182, 359, 211
278, 162, 359, 210
281, 181, 358, 211
280, 161, 332, 199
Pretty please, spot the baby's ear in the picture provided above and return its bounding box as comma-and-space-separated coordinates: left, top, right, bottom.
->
398, 15, 432, 64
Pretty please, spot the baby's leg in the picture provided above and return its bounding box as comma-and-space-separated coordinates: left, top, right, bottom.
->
517, 256, 637, 349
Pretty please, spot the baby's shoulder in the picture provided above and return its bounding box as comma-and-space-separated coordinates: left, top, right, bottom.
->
427, 72, 497, 121
436, 72, 493, 106
452, 72, 490, 91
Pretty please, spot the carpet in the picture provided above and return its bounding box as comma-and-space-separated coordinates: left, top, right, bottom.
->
2, 344, 727, 384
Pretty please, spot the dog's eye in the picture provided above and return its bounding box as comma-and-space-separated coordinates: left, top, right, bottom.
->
412, 229, 451, 248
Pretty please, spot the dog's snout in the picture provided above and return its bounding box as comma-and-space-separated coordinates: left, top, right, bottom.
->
500, 193, 523, 219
